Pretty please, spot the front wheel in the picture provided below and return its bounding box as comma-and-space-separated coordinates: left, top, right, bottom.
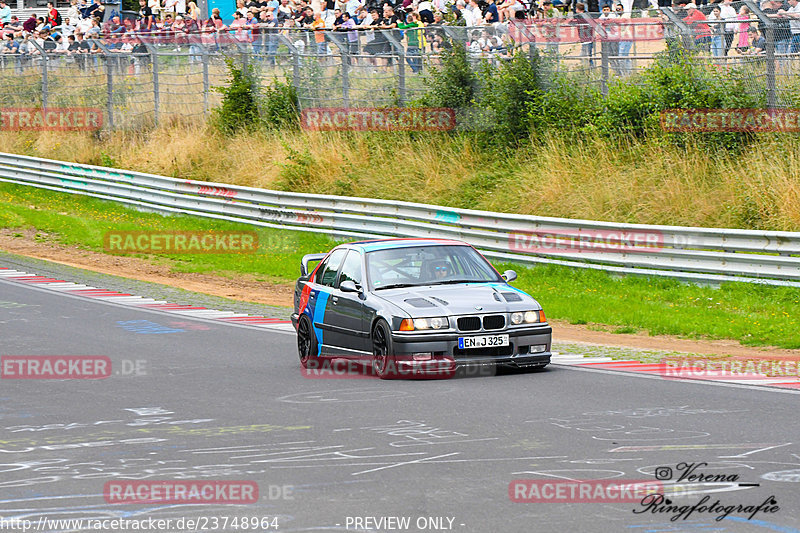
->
297, 315, 317, 369
371, 320, 397, 380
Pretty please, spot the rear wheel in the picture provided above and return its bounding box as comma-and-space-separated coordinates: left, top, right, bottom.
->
372, 320, 396, 380
297, 315, 317, 368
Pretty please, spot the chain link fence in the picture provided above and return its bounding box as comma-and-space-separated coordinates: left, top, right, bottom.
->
1, 4, 798, 130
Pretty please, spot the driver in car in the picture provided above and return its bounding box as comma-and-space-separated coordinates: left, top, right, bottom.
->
430, 260, 451, 281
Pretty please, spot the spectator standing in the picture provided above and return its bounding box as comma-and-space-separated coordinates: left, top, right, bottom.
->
463, 0, 482, 26
780, 0, 800, 52
615, 3, 632, 75
61, 16, 76, 36
186, 1, 200, 20
0, 1, 11, 24
67, 0, 82, 21
230, 10, 248, 40
344, 0, 361, 15
23, 13, 37, 33
336, 10, 358, 61
376, 4, 398, 64
47, 2, 62, 28
765, 0, 792, 56
570, 3, 594, 66
720, 0, 736, 54
708, 5, 725, 56
418, 0, 434, 22
139, 0, 155, 30
2, 32, 20, 52
733, 5, 751, 52
398, 10, 421, 72
683, 2, 711, 48
484, 0, 499, 23
598, 4, 618, 66
310, 11, 327, 55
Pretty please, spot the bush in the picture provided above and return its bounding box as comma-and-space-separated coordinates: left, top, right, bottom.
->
418, 45, 478, 109
261, 76, 300, 131
478, 51, 546, 144
211, 58, 262, 135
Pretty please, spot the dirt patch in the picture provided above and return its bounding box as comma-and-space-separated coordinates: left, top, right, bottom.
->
551, 321, 800, 361
0, 229, 294, 308
2, 229, 799, 361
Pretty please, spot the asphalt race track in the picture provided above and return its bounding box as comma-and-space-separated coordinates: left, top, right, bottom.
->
1, 266, 799, 533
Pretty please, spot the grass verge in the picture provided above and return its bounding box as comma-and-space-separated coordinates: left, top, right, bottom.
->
2, 181, 799, 349
2, 127, 799, 231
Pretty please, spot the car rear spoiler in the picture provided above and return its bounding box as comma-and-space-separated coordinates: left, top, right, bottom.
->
301, 253, 327, 278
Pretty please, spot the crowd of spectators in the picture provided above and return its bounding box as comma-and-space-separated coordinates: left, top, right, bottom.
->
1, 0, 797, 62
668, 0, 800, 56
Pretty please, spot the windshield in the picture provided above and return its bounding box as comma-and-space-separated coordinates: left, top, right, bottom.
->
366, 245, 502, 290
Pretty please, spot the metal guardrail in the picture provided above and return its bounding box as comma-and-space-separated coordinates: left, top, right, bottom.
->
1, 151, 799, 287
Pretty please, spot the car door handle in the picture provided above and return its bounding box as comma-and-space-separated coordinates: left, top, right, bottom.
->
331, 296, 339, 304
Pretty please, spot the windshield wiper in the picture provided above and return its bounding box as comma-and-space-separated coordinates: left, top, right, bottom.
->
374, 283, 418, 290
434, 279, 481, 285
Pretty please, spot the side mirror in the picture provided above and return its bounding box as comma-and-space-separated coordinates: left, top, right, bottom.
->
502, 270, 517, 283
339, 280, 362, 293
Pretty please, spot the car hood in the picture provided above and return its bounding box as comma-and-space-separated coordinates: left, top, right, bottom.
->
372, 283, 539, 317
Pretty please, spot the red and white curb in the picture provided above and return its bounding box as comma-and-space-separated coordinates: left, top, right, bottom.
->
0, 267, 294, 333
551, 353, 800, 390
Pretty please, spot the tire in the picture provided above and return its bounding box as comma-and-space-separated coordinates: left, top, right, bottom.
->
297, 315, 318, 369
371, 320, 397, 380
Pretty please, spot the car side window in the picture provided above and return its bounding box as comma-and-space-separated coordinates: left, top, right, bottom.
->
337, 250, 363, 288
315, 248, 347, 287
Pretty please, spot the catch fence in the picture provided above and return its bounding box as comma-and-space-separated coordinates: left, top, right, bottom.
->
1, 4, 799, 129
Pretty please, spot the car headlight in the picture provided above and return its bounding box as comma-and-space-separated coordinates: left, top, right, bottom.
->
411, 317, 449, 330
512, 310, 543, 324
524, 310, 539, 323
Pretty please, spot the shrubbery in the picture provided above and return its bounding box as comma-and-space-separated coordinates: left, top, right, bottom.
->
211, 58, 262, 135
212, 44, 783, 153
422, 45, 771, 152
212, 58, 299, 136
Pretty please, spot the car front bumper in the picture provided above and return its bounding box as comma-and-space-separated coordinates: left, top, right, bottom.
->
390, 325, 552, 367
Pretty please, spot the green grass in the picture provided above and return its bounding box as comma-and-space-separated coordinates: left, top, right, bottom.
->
2, 181, 800, 350
0, 183, 340, 285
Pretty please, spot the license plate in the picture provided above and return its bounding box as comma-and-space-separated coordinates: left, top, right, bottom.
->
458, 335, 509, 349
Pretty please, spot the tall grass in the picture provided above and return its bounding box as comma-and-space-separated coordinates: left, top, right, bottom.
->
2, 126, 799, 231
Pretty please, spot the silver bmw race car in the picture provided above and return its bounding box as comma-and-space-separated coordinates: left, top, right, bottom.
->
291, 238, 552, 379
